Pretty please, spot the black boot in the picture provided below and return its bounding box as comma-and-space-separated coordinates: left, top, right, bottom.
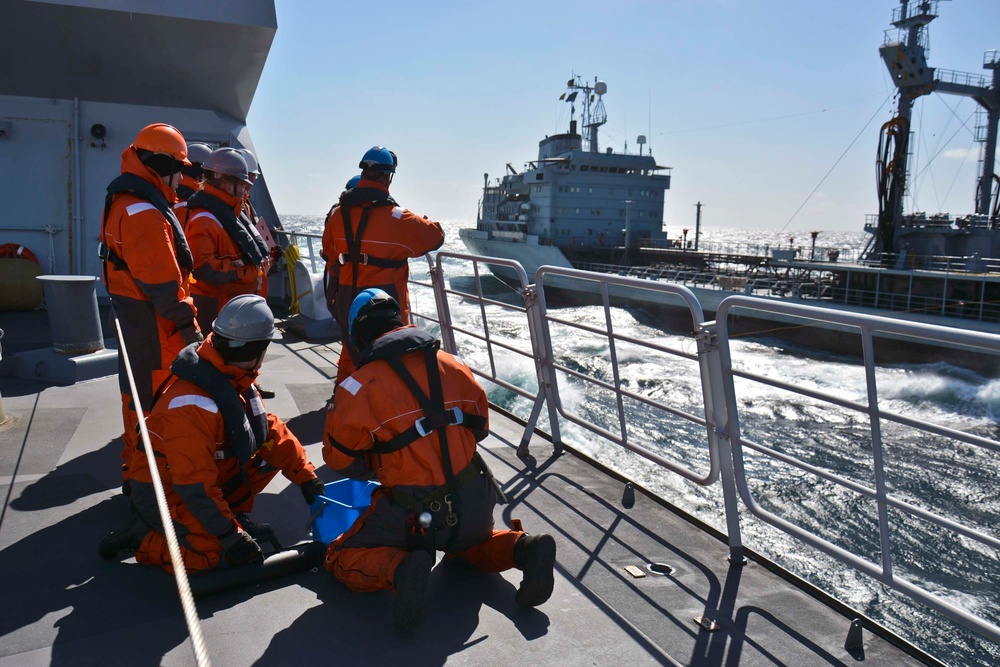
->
393, 550, 434, 632
513, 534, 556, 607
98, 513, 153, 560
255, 383, 276, 399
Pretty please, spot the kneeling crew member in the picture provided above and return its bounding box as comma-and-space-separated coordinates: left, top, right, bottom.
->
322, 289, 556, 631
99, 295, 325, 572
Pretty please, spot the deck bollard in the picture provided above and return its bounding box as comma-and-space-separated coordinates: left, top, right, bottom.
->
36, 276, 105, 354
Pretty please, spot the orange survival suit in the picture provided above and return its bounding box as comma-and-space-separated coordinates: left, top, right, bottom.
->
185, 184, 270, 334
321, 180, 444, 385
171, 172, 201, 228
128, 337, 318, 573
99, 147, 201, 481
322, 326, 523, 592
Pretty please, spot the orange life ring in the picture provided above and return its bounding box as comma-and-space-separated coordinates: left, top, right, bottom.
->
0, 243, 40, 264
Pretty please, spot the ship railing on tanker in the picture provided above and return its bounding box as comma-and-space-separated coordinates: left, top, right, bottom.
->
403, 250, 1000, 648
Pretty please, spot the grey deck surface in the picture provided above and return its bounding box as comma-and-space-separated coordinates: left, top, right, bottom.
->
0, 321, 929, 666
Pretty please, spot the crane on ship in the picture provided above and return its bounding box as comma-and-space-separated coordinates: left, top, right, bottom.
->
867, 0, 1000, 262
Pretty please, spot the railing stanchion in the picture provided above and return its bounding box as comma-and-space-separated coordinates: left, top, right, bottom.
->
698, 320, 745, 564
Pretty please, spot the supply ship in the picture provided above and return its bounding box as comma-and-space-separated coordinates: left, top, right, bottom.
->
1, 2, 997, 666
460, 1, 1000, 338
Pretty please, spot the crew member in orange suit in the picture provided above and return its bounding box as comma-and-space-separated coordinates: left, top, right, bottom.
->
98, 295, 325, 572
185, 147, 270, 335
174, 142, 212, 203
172, 141, 212, 226
321, 146, 444, 387
322, 289, 556, 631
237, 147, 280, 296
99, 123, 202, 486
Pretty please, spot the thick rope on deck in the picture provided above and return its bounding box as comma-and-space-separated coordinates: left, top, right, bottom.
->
114, 314, 211, 667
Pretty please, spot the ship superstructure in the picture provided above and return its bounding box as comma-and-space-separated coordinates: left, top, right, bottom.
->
460, 76, 672, 278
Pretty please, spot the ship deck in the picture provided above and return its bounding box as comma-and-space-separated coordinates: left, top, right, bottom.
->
0, 311, 934, 666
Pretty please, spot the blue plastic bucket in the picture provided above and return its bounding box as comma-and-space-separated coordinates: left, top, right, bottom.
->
310, 479, 379, 544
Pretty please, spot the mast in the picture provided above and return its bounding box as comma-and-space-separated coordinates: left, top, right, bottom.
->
563, 76, 608, 153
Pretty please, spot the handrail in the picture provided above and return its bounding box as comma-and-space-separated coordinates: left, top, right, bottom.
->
404, 254, 1000, 647
714, 295, 1000, 644
532, 265, 721, 485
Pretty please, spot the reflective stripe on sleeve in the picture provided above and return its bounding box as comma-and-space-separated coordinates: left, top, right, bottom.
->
167, 394, 219, 414
126, 202, 157, 216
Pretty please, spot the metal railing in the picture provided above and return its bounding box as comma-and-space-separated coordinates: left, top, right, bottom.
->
286, 231, 323, 273
404, 254, 1000, 647
714, 296, 1000, 644
533, 266, 721, 487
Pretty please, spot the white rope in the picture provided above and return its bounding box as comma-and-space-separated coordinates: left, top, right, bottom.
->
114, 314, 212, 667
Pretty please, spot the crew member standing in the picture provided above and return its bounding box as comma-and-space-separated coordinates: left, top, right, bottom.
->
237, 147, 281, 292
174, 142, 213, 203
322, 289, 556, 631
98, 295, 324, 572
321, 146, 444, 387
99, 123, 202, 485
185, 147, 270, 335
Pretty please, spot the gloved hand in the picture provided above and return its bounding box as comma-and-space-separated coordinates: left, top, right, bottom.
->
300, 477, 325, 505
180, 326, 204, 346
220, 529, 263, 566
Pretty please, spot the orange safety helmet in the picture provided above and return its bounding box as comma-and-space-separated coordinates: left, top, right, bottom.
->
132, 123, 191, 164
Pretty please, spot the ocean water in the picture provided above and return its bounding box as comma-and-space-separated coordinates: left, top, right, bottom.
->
284, 214, 998, 667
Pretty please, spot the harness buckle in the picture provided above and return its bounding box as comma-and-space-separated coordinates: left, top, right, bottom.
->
337, 252, 369, 265
414, 417, 432, 438
414, 407, 464, 438
97, 242, 110, 261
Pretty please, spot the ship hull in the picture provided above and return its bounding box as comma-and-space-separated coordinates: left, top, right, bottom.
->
458, 229, 572, 282
462, 237, 1000, 372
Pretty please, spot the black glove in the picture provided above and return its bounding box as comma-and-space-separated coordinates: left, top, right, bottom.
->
300, 477, 325, 505
220, 529, 263, 566
180, 326, 204, 346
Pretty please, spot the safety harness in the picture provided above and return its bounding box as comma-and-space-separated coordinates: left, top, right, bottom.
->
150, 344, 269, 507
327, 187, 406, 329
186, 189, 268, 267
326, 328, 488, 549
98, 173, 193, 285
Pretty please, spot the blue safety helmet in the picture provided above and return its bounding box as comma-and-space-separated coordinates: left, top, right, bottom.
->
358, 146, 397, 173
345, 174, 361, 189
348, 288, 401, 348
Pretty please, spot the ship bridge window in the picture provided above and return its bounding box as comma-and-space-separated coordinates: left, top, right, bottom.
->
580, 165, 589, 172
535, 173, 544, 180
599, 167, 608, 173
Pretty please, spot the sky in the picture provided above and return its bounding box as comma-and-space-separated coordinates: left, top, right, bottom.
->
247, 0, 1000, 233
